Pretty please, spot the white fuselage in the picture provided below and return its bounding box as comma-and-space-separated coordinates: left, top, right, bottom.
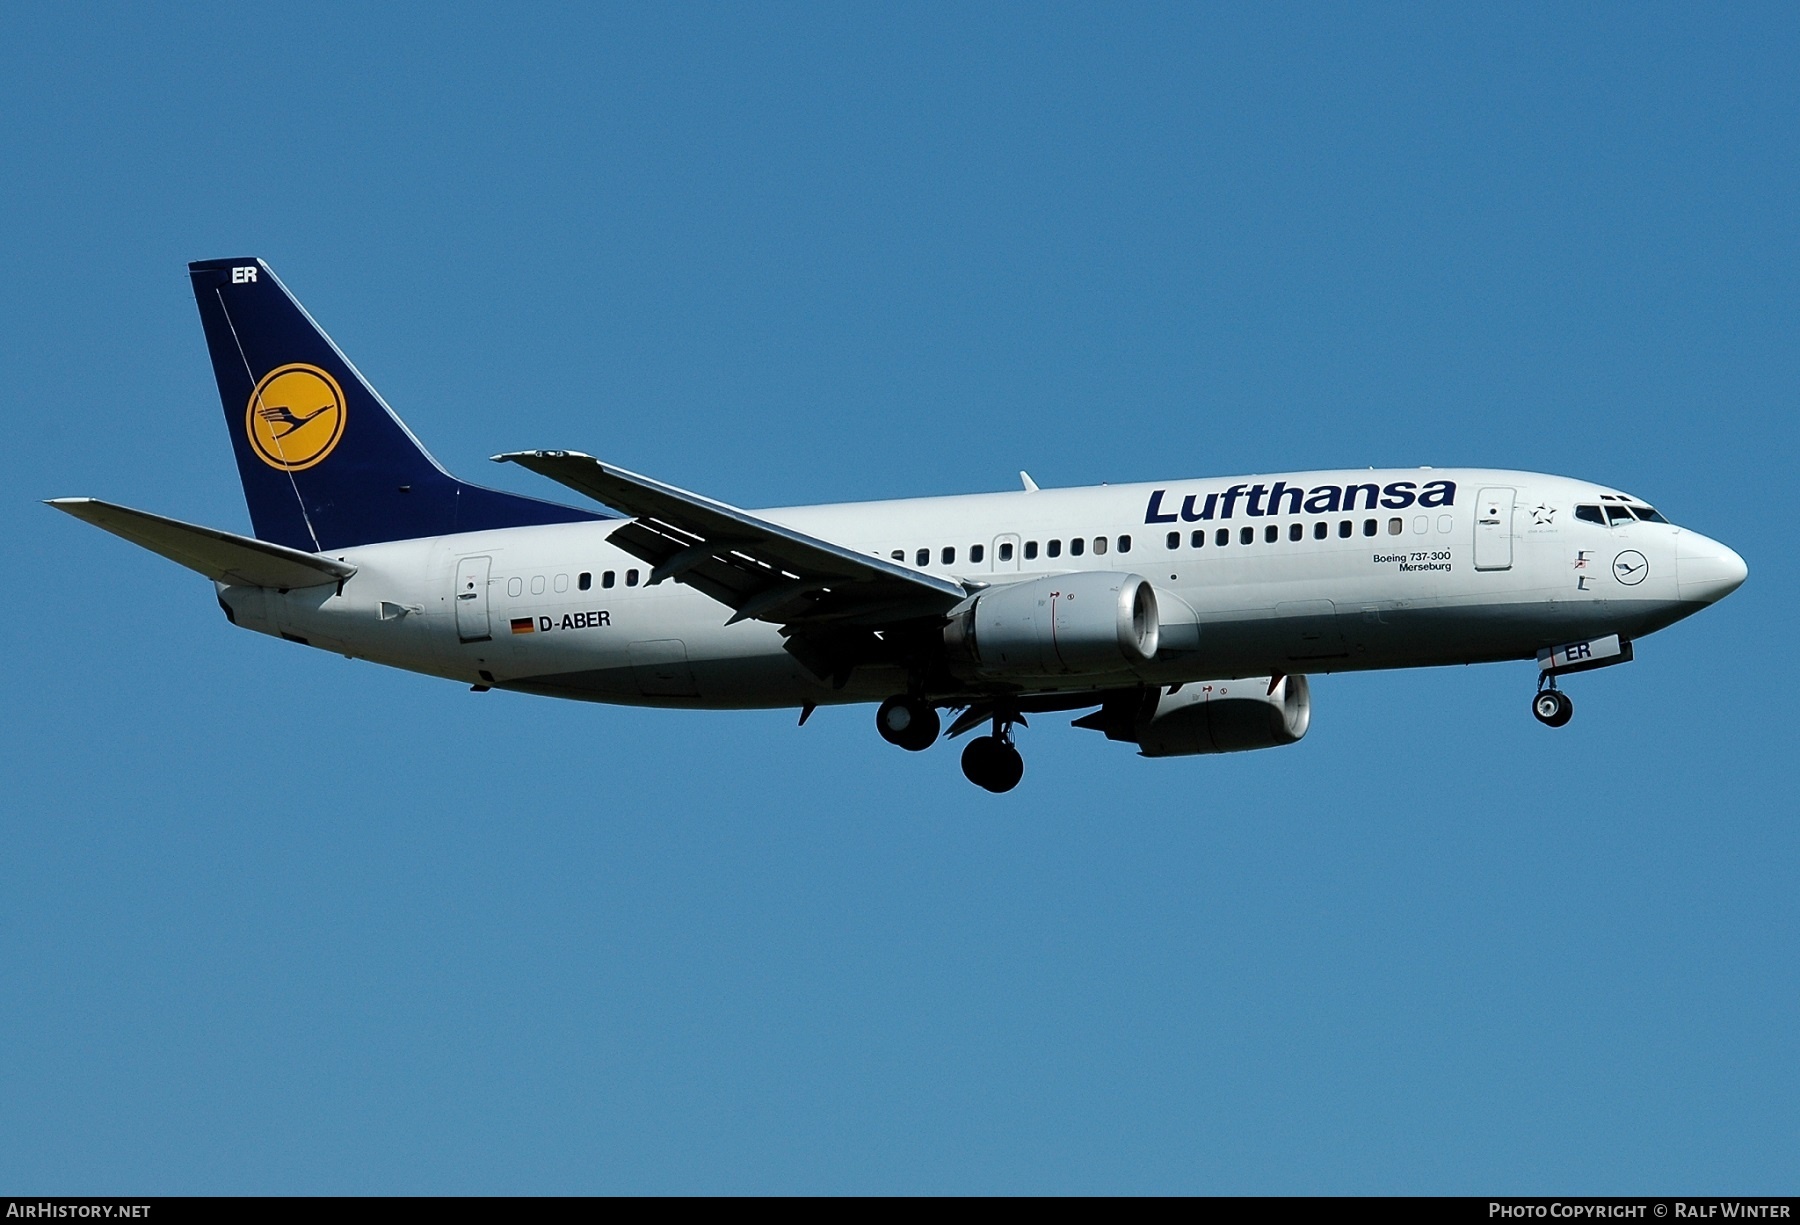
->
216, 468, 1742, 708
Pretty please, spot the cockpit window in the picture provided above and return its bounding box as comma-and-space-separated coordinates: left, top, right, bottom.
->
1576, 505, 1605, 525
1604, 504, 1634, 525
1630, 505, 1669, 523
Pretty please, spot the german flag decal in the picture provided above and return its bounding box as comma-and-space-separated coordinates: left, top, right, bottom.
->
510, 617, 535, 634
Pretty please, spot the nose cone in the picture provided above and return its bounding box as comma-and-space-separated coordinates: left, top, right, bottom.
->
1676, 532, 1748, 604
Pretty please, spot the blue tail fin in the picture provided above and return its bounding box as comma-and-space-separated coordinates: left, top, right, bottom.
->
188, 258, 601, 551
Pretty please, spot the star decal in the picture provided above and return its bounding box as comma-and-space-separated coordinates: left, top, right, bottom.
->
1530, 504, 1556, 525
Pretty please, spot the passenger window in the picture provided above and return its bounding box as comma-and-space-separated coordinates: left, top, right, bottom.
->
1166, 531, 1180, 550
1363, 519, 1377, 536
1240, 526, 1254, 545
971, 544, 985, 563
1216, 528, 1229, 547
1437, 515, 1453, 533
1413, 516, 1428, 534
1025, 541, 1039, 560
1339, 521, 1353, 538
1314, 522, 1327, 540
942, 546, 956, 565
1047, 540, 1061, 558
578, 572, 591, 591
1388, 518, 1404, 535
1191, 530, 1206, 548
891, 549, 904, 561
1289, 523, 1303, 542
999, 542, 1014, 561
602, 571, 616, 588
1576, 505, 1605, 525
626, 569, 640, 587
507, 576, 523, 597
554, 573, 569, 593
1070, 538, 1085, 557
916, 548, 930, 566
1093, 537, 1107, 555
1117, 535, 1131, 553
1265, 525, 1279, 543
530, 575, 546, 595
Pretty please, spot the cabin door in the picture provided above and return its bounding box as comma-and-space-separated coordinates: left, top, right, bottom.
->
1473, 488, 1515, 571
454, 555, 493, 642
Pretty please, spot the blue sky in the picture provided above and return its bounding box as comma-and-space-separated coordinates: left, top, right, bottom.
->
3, 2, 1795, 1193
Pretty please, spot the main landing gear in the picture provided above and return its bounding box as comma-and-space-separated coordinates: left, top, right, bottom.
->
1532, 681, 1574, 728
959, 708, 1025, 794
876, 695, 940, 752
874, 695, 1025, 792
961, 731, 1024, 794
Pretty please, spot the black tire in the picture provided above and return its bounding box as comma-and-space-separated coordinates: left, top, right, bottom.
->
961, 735, 1024, 793
877, 696, 940, 751
961, 735, 997, 787
1546, 691, 1573, 727
989, 741, 1024, 792
1532, 690, 1573, 728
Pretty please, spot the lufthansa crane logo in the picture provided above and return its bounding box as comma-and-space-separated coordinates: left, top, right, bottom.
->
245, 363, 346, 471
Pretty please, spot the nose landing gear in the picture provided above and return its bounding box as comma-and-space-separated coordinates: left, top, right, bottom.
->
876, 695, 941, 752
1531, 635, 1635, 728
1532, 683, 1573, 728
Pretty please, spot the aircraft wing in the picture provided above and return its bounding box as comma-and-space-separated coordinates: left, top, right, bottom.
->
47, 498, 356, 589
492, 451, 969, 633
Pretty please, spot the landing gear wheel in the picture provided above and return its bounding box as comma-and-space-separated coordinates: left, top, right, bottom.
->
961, 735, 1024, 793
876, 696, 940, 751
1532, 689, 1573, 728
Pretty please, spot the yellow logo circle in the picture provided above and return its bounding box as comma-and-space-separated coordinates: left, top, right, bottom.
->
245, 363, 346, 471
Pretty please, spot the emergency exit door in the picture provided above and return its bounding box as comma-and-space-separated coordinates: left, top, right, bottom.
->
1473, 488, 1515, 571
454, 555, 492, 642
991, 534, 1022, 573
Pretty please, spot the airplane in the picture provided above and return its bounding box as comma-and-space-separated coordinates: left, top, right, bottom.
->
49, 258, 1749, 792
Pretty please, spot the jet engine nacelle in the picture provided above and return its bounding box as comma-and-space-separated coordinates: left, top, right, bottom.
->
1075, 675, 1311, 756
943, 571, 1160, 679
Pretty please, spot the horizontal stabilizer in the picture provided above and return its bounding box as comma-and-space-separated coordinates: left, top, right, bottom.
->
47, 498, 356, 589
